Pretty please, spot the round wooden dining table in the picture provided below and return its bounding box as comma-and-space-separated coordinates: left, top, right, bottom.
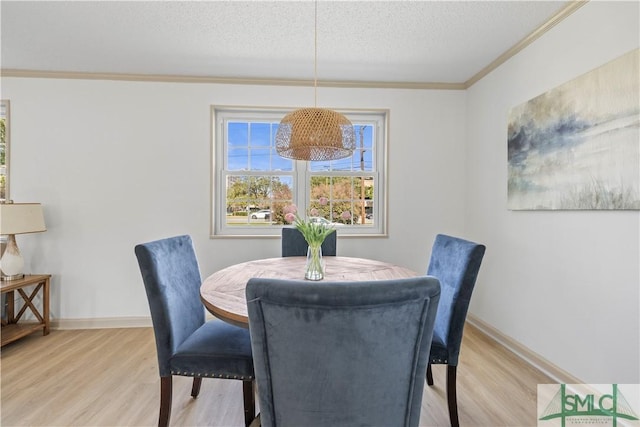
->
200, 256, 419, 328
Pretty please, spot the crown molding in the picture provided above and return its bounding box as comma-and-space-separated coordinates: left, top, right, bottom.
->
464, 0, 588, 88
0, 1, 587, 91
0, 69, 465, 90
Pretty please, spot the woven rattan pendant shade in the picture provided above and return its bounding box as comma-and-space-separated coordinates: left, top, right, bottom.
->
275, 0, 355, 162
275, 107, 355, 161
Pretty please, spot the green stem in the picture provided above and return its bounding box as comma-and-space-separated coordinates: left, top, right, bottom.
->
306, 244, 324, 280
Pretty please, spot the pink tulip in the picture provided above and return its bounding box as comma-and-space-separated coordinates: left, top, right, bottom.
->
284, 212, 296, 223
310, 208, 319, 216
319, 197, 329, 206
283, 204, 297, 215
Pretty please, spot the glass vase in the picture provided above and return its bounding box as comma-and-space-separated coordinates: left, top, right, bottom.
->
305, 244, 324, 281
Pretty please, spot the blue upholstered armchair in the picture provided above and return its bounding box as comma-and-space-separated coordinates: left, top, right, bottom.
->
425, 234, 486, 427
135, 235, 256, 427
246, 276, 441, 427
281, 227, 337, 257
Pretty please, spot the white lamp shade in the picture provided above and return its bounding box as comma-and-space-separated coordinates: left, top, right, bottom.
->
0, 203, 47, 235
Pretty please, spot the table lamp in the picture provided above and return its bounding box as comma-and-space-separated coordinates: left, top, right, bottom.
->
0, 202, 46, 281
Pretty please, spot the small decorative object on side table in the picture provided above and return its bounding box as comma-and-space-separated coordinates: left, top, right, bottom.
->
1, 274, 52, 346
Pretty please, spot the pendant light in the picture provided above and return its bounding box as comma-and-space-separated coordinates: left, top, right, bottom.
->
275, 1, 355, 161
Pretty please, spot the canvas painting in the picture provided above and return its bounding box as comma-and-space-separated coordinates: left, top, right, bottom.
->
507, 49, 639, 210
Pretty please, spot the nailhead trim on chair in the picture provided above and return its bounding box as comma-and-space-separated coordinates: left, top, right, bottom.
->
170, 370, 254, 380
431, 359, 448, 363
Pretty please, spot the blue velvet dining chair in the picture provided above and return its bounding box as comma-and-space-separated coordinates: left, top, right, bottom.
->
425, 234, 486, 427
135, 235, 256, 427
246, 276, 441, 427
281, 227, 337, 257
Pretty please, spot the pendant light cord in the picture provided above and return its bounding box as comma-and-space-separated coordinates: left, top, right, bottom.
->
314, 0, 318, 107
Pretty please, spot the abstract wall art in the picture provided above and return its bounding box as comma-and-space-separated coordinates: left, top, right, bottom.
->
507, 48, 639, 210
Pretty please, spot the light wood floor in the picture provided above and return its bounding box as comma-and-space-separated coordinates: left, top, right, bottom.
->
1, 323, 552, 426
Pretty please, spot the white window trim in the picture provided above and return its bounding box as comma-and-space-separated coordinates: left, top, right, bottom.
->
211, 105, 388, 238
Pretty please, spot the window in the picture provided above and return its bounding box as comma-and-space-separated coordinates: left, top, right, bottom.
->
1, 100, 9, 201
212, 107, 387, 237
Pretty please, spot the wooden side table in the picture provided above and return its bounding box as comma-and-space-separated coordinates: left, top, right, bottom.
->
1, 274, 52, 347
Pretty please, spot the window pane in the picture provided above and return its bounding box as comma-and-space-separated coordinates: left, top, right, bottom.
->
225, 175, 294, 226
271, 175, 294, 224
359, 125, 374, 149
330, 156, 354, 172
328, 176, 357, 224
250, 123, 271, 147
228, 148, 248, 170
272, 149, 293, 171
228, 122, 248, 147
309, 125, 374, 172
309, 176, 374, 226
357, 176, 375, 226
249, 148, 271, 171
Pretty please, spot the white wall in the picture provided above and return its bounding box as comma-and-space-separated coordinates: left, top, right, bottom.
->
2, 79, 466, 319
466, 1, 639, 383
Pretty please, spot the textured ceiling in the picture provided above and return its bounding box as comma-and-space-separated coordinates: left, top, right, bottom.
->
1, 1, 571, 85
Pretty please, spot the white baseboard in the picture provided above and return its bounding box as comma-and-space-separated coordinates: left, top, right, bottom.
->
467, 313, 582, 384
52, 316, 152, 330
51, 313, 217, 330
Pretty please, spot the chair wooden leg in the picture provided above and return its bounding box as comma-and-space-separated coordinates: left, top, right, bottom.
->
242, 380, 256, 427
446, 365, 459, 427
191, 377, 203, 398
426, 362, 434, 386
159, 376, 173, 427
